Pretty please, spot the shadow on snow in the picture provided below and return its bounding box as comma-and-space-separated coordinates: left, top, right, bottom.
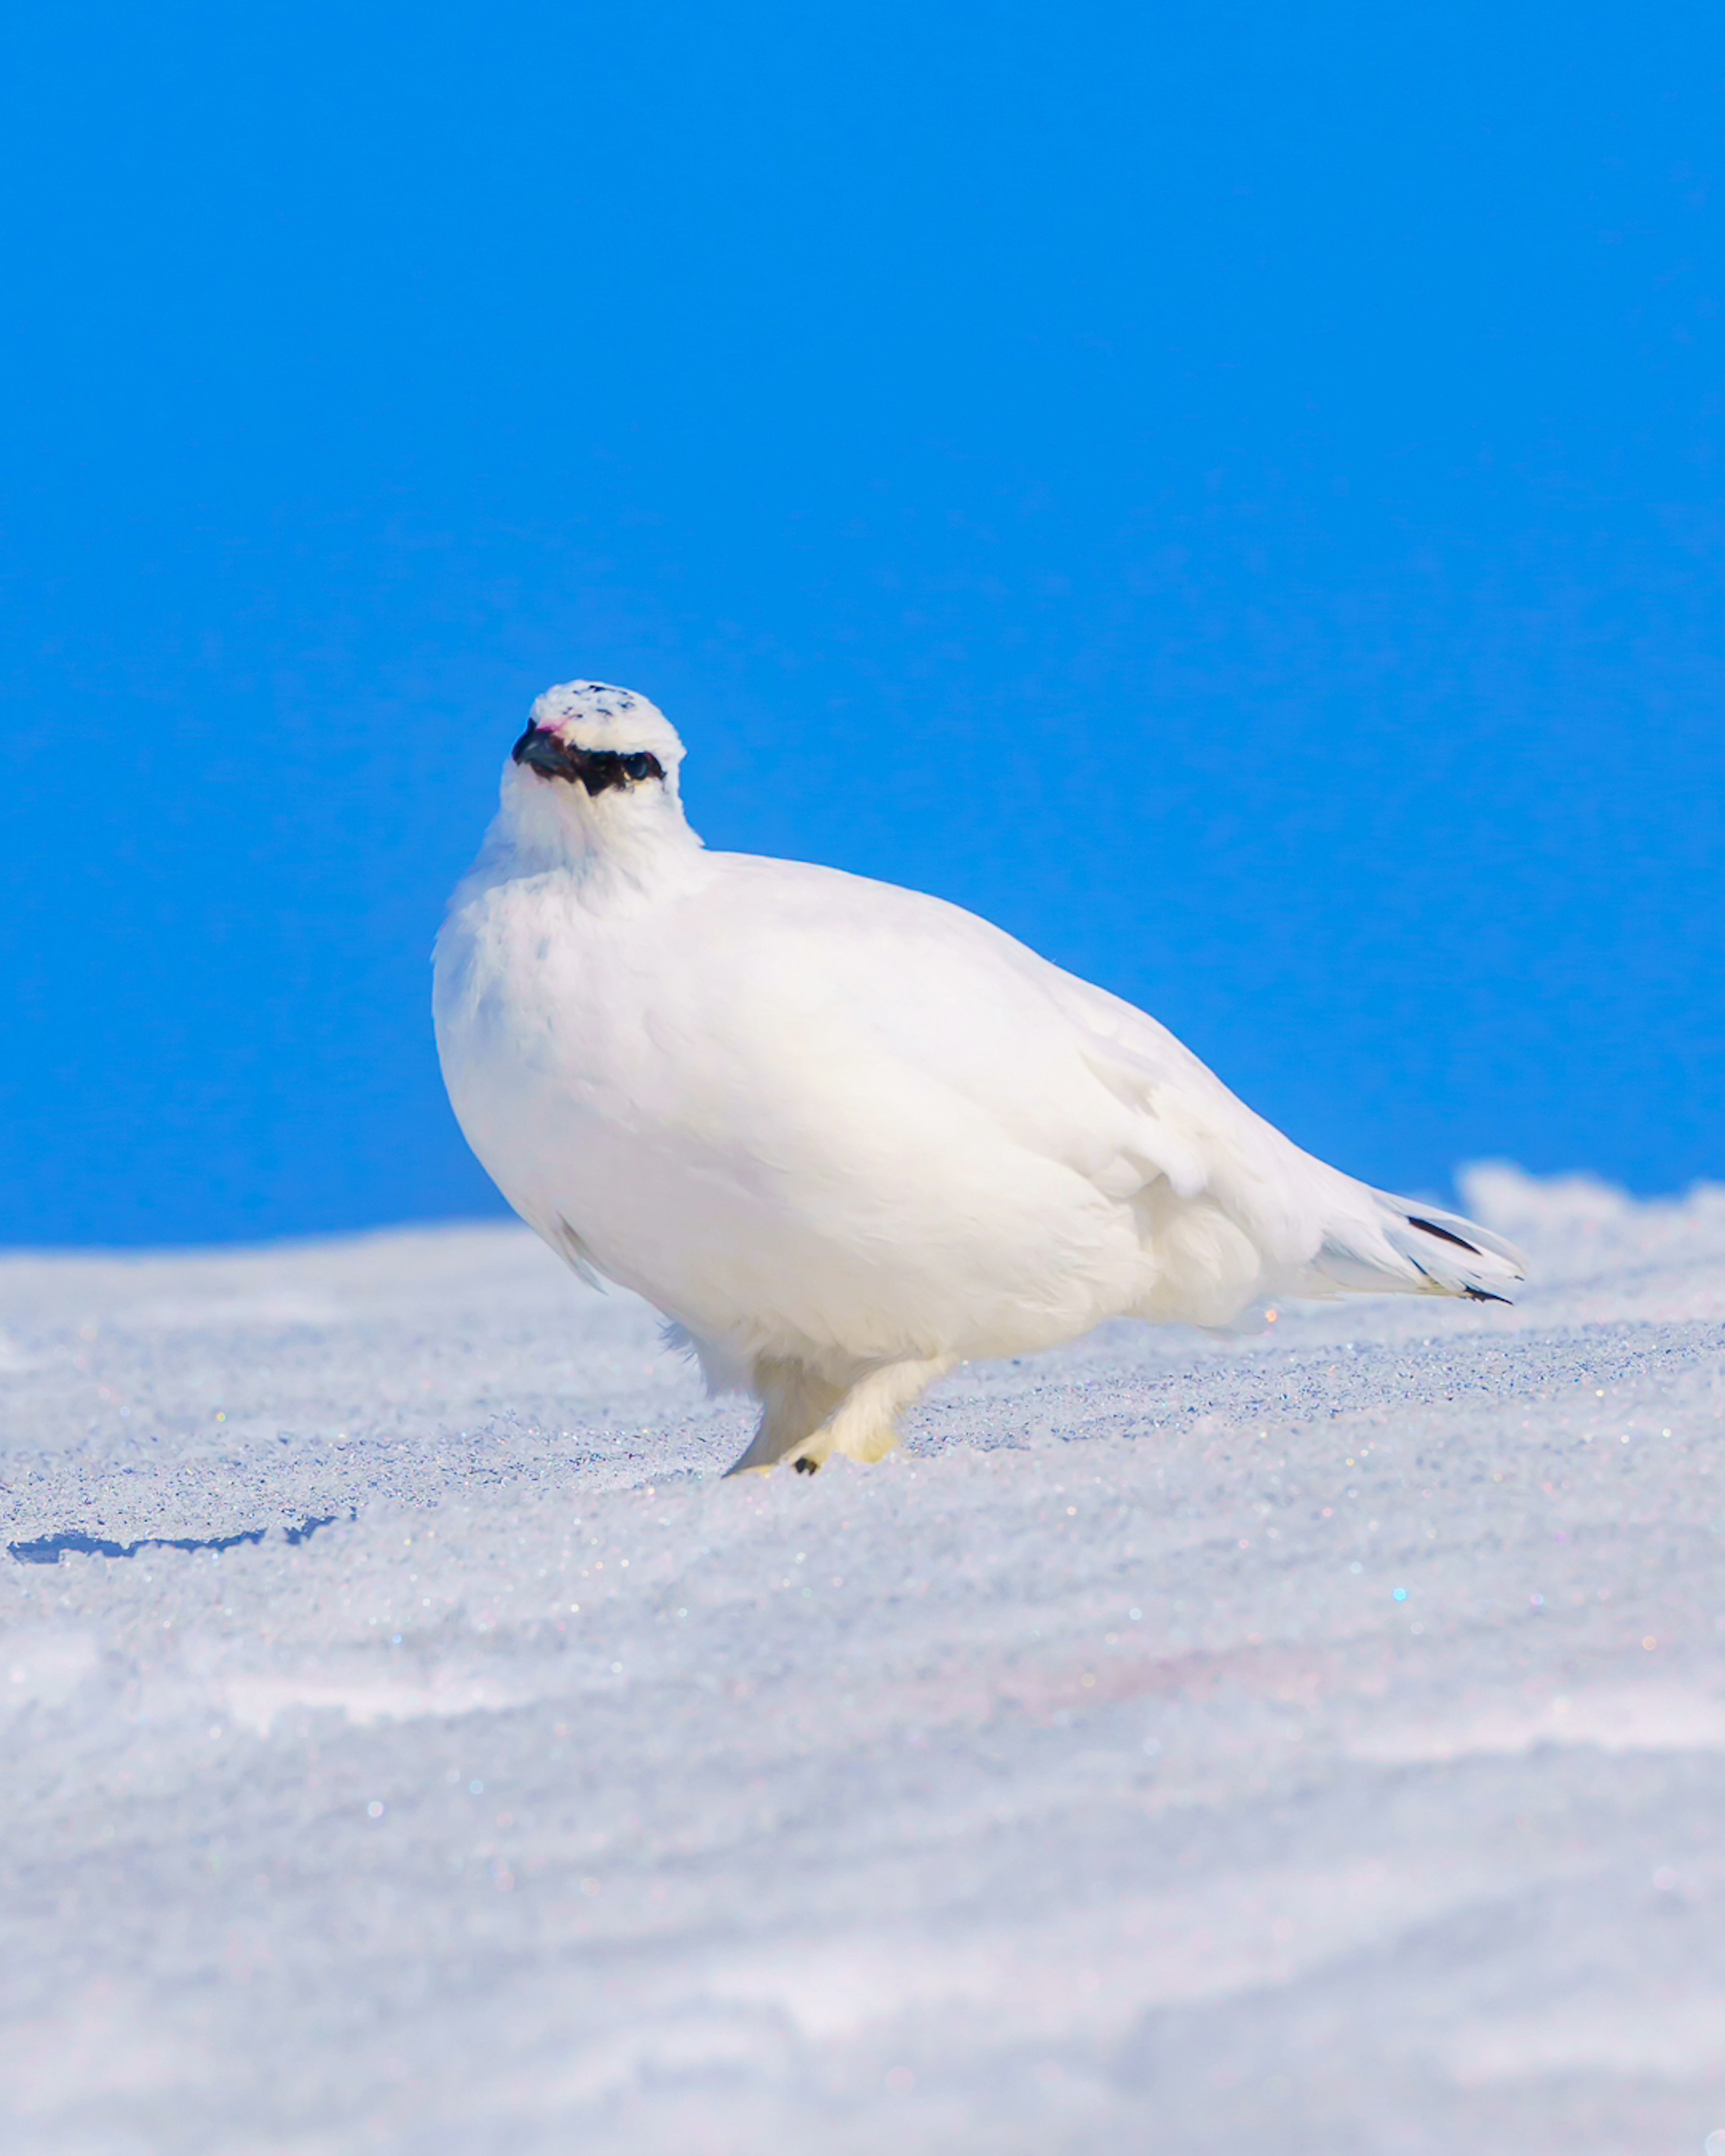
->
7, 1514, 348, 1566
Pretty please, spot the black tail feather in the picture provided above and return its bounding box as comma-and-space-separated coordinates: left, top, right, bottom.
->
1406, 1214, 1483, 1257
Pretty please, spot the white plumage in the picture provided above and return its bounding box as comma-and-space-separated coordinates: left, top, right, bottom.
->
434, 681, 1525, 1474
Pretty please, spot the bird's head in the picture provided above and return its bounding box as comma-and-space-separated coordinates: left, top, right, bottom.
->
499, 680, 694, 868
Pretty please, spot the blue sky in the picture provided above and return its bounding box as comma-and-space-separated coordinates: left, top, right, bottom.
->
1, 0, 1721, 1245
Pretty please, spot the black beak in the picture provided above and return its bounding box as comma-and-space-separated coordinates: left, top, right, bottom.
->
512, 726, 585, 782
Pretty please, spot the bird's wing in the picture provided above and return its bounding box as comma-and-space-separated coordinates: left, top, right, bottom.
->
1033, 962, 1526, 1303
688, 857, 1525, 1306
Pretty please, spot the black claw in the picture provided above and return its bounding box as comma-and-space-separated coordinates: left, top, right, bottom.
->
793, 1456, 819, 1475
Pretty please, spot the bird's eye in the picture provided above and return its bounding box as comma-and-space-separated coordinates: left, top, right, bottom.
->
622, 752, 663, 782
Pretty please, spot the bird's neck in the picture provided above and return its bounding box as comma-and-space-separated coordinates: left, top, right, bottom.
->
485, 789, 706, 899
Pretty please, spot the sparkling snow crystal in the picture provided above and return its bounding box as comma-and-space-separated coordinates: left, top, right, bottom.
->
2, 1169, 1724, 2153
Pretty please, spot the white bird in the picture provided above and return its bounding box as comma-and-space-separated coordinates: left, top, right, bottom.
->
434, 681, 1525, 1475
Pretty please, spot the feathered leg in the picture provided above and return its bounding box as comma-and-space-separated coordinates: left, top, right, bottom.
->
820, 1355, 954, 1466
723, 1354, 956, 1476
723, 1358, 849, 1476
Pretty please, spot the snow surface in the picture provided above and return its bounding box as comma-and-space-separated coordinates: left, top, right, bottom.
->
2, 1165, 1724, 2156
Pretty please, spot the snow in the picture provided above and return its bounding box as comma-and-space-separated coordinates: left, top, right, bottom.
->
2, 1165, 1724, 2155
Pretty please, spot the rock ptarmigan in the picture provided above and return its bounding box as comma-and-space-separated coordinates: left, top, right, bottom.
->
434, 681, 1524, 1474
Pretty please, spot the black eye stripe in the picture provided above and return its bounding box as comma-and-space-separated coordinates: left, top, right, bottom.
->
512, 728, 665, 794
583, 750, 663, 785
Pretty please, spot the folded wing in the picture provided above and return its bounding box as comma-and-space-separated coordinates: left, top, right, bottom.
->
1040, 965, 1526, 1308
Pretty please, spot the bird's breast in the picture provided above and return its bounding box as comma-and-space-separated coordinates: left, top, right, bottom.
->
433, 867, 1152, 1357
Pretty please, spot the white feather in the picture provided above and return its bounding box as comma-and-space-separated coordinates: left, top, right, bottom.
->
434, 682, 1526, 1473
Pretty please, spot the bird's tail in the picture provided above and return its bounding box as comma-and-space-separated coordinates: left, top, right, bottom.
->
1307, 1186, 1527, 1304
